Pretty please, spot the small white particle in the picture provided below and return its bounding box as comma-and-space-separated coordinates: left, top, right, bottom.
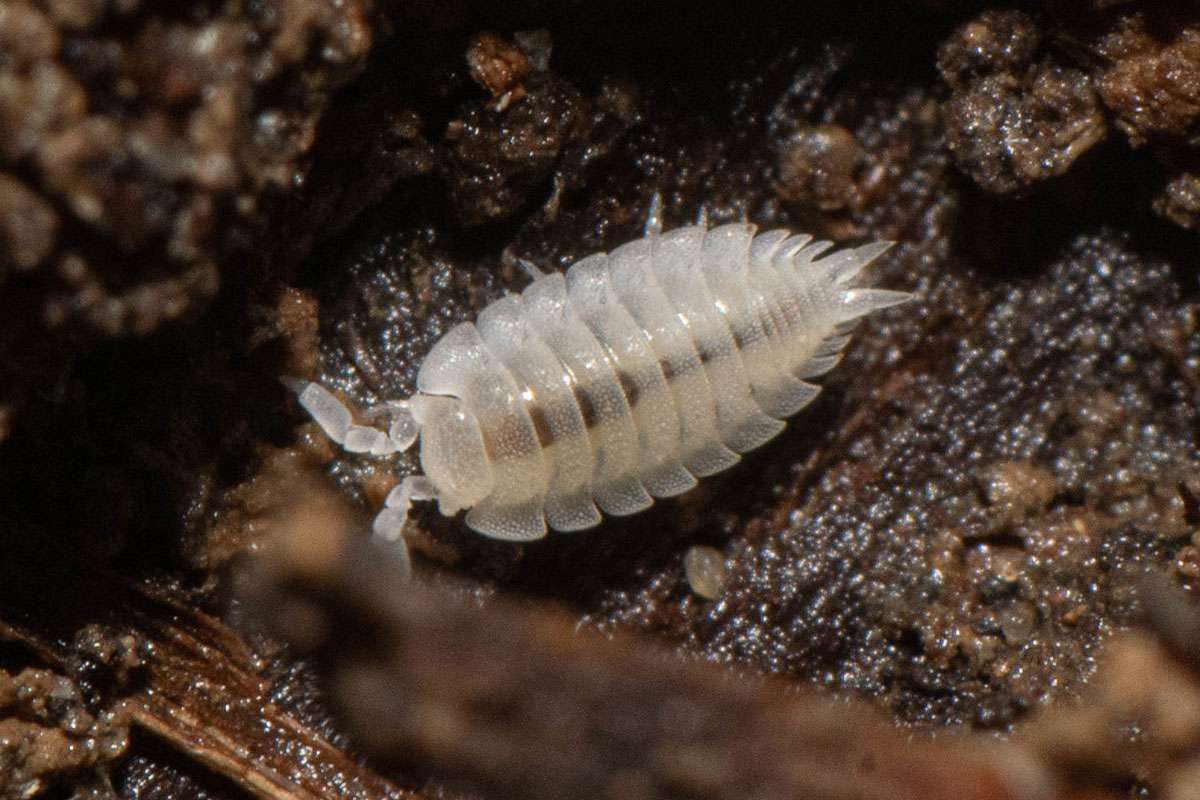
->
684, 545, 728, 600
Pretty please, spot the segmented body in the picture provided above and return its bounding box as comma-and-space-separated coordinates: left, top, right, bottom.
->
293, 215, 910, 550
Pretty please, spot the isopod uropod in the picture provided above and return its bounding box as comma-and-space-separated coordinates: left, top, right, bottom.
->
290, 198, 911, 567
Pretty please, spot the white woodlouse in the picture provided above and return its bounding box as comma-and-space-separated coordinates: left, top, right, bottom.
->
290, 198, 911, 564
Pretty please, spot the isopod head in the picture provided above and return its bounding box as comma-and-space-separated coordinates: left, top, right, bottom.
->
409, 394, 492, 517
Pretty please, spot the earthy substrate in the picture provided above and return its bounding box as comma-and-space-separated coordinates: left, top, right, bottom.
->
1, 2, 1200, 799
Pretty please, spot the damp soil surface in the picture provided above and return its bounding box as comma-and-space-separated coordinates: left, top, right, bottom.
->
2, 2, 1200, 799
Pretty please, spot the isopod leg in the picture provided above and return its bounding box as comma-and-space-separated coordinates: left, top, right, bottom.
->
516, 258, 549, 281
502, 244, 552, 283
643, 192, 664, 237
372, 475, 438, 573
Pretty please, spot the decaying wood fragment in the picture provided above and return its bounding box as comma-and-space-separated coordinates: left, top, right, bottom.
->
256, 512, 1048, 800
0, 557, 413, 800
